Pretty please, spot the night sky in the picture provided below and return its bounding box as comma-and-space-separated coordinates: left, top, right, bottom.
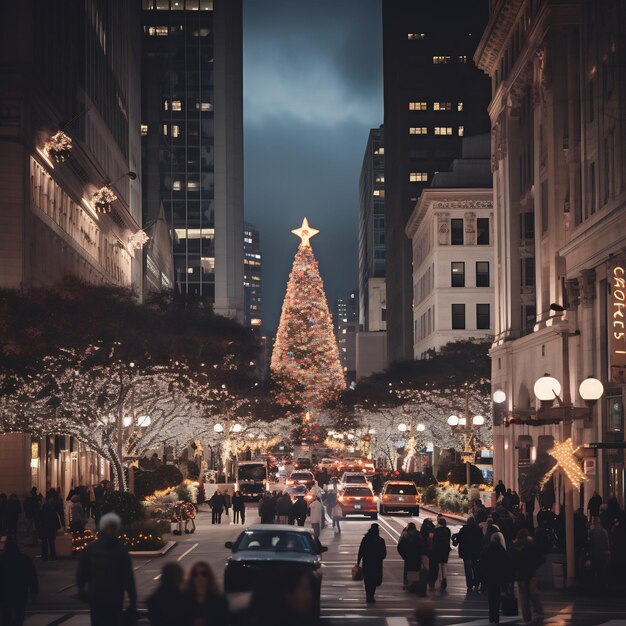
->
242, 0, 383, 333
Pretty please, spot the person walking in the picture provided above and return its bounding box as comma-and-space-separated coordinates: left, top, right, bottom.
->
276, 491, 292, 524
309, 497, 324, 540
6, 494, 21, 540
23, 488, 41, 545
331, 501, 343, 534
508, 528, 544, 624
76, 512, 137, 626
292, 495, 308, 527
0, 538, 38, 626
524, 489, 536, 532
397, 522, 425, 589
432, 518, 452, 590
420, 518, 437, 591
588, 516, 610, 587
88, 485, 96, 519
455, 516, 483, 591
209, 490, 225, 525
479, 532, 511, 624
223, 489, 232, 522
325, 488, 337, 522
147, 563, 186, 626
587, 491, 603, 522
258, 493, 276, 524
495, 480, 506, 501
37, 496, 61, 562
184, 561, 229, 626
69, 494, 87, 533
357, 523, 387, 604
232, 490, 246, 525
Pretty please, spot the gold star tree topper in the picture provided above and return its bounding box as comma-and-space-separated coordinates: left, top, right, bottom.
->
291, 217, 319, 247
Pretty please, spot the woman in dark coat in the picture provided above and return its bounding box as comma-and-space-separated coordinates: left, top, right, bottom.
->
357, 523, 387, 603
397, 522, 425, 588
36, 496, 61, 561
479, 532, 511, 623
184, 561, 229, 626
432, 518, 452, 590
147, 563, 186, 626
0, 539, 38, 626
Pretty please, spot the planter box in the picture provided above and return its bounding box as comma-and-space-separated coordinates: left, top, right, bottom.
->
129, 540, 176, 558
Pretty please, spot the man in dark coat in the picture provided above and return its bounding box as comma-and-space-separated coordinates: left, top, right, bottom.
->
397, 522, 424, 588
232, 491, 246, 525
587, 491, 602, 521
37, 496, 61, 561
275, 492, 293, 524
508, 529, 544, 624
455, 516, 483, 590
292, 496, 308, 527
258, 493, 276, 524
479, 532, 511, 623
432, 518, 452, 590
23, 488, 41, 545
208, 490, 225, 525
77, 512, 137, 626
357, 523, 387, 603
495, 480, 506, 501
0, 539, 38, 626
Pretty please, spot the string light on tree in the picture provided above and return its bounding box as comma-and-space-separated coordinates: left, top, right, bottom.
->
540, 438, 585, 490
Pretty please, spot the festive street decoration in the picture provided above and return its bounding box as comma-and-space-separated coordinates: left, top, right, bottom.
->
92, 185, 117, 213
540, 438, 585, 490
271, 218, 345, 410
44, 131, 73, 163
127, 229, 150, 252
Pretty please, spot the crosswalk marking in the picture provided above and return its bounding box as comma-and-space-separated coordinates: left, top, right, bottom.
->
386, 618, 410, 626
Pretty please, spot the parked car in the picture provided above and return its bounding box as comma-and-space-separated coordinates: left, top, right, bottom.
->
379, 480, 420, 515
224, 525, 327, 614
338, 486, 378, 518
286, 470, 315, 489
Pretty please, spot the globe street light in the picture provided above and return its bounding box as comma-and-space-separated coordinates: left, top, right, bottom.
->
493, 390, 506, 404
398, 423, 409, 432
416, 423, 426, 432
137, 415, 151, 428
447, 415, 459, 427
214, 423, 224, 434
533, 374, 562, 404
578, 377, 604, 402
231, 423, 243, 433
472, 415, 485, 426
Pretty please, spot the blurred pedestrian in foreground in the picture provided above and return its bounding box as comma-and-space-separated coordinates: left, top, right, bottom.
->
77, 512, 137, 626
184, 561, 229, 626
414, 600, 436, 626
5, 494, 21, 540
0, 538, 38, 626
147, 563, 185, 626
357, 523, 387, 603
479, 532, 511, 624
508, 528, 544, 624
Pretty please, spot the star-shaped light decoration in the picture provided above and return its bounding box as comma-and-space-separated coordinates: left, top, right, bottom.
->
540, 438, 585, 490
291, 217, 319, 247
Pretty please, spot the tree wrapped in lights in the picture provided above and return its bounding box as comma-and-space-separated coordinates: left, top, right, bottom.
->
271, 218, 345, 411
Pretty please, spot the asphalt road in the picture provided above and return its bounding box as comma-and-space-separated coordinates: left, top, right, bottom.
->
20, 500, 626, 626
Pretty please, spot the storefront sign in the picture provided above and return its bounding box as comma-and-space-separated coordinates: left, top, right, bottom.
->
583, 458, 596, 476
609, 260, 626, 383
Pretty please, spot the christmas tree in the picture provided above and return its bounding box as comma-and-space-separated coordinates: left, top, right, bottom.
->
271, 218, 345, 413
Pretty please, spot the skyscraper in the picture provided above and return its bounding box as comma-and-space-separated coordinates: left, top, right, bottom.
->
141, 0, 244, 320
382, 0, 491, 362
243, 222, 262, 331
335, 291, 359, 382
358, 125, 386, 333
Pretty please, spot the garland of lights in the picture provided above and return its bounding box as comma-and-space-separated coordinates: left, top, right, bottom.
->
540, 438, 585, 490
45, 131, 73, 163
127, 229, 150, 252
92, 185, 117, 213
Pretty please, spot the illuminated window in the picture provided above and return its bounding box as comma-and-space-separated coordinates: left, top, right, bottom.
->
141, 124, 148, 136
187, 267, 194, 274
373, 189, 383, 197
188, 180, 199, 190
409, 127, 428, 135
172, 100, 182, 111
434, 127, 453, 135
156, 0, 169, 8
409, 102, 427, 111
197, 102, 213, 111
409, 172, 428, 182
162, 124, 168, 136
171, 125, 180, 138
374, 147, 384, 155
163, 100, 169, 111
458, 55, 467, 63
173, 181, 181, 191
199, 0, 213, 9
433, 102, 452, 111
155, 26, 168, 36
458, 126, 465, 136
171, 0, 183, 8
407, 33, 425, 40
457, 102, 464, 111
433, 56, 451, 64
375, 176, 384, 183
146, 26, 156, 35
143, 0, 154, 9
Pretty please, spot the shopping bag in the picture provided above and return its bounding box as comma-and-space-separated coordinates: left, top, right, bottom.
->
351, 564, 363, 581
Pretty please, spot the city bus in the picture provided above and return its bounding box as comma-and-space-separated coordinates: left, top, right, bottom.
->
236, 460, 268, 501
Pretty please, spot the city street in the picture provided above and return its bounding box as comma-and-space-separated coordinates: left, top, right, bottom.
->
18, 500, 626, 626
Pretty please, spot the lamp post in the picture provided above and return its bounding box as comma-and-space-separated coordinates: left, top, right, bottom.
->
447, 387, 485, 488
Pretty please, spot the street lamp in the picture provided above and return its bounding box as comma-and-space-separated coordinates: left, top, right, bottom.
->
533, 375, 562, 404
416, 423, 426, 432
214, 423, 224, 434
493, 390, 506, 404
579, 377, 604, 403
397, 423, 409, 432
231, 423, 243, 433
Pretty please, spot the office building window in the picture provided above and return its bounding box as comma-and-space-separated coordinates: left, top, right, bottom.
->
162, 124, 168, 136
172, 180, 182, 191
172, 100, 182, 111
452, 304, 466, 329
156, 0, 169, 8
171, 125, 180, 138
407, 33, 425, 40
140, 124, 148, 136
409, 127, 428, 135
476, 304, 490, 329
476, 261, 490, 287
477, 217, 490, 244
523, 305, 536, 330
409, 102, 427, 111
373, 189, 384, 197
451, 262, 465, 287
457, 102, 464, 111
433, 56, 451, 64
433, 102, 452, 111
458, 55, 467, 63
434, 127, 453, 135
451, 218, 464, 245
409, 172, 428, 182
458, 125, 465, 136
522, 257, 535, 287
520, 212, 534, 239
374, 147, 384, 154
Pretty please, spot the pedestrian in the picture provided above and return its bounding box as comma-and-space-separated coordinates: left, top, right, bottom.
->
209, 490, 225, 525
276, 491, 293, 524
495, 480, 506, 501
69, 494, 87, 533
325, 488, 337, 520
508, 528, 544, 624
232, 490, 246, 525
357, 523, 387, 604
259, 493, 276, 524
420, 518, 437, 591
524, 489, 536, 531
88, 485, 96, 519
147, 563, 186, 626
46, 488, 66, 528
37, 496, 61, 561
223, 488, 232, 522
454, 516, 483, 591
587, 491, 602, 521
588, 516, 610, 587
510, 491, 521, 509
397, 522, 425, 589
184, 561, 229, 626
0, 538, 38, 626
478, 532, 511, 624
309, 496, 323, 540
432, 518, 451, 590
23, 487, 41, 545
331, 501, 343, 534
293, 496, 308, 527
77, 512, 137, 626
6, 494, 21, 539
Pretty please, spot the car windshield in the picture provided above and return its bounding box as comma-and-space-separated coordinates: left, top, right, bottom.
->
344, 488, 373, 497
386, 484, 417, 495
289, 485, 307, 494
237, 531, 315, 554
345, 475, 367, 483
292, 472, 313, 480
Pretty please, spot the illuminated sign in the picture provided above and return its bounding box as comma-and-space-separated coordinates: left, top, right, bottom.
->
609, 260, 626, 383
